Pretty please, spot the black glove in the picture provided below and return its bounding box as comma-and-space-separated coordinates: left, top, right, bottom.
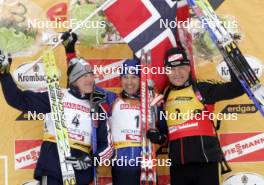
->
90, 89, 107, 107
0, 50, 12, 74
147, 129, 167, 145
61, 30, 78, 53
65, 155, 93, 170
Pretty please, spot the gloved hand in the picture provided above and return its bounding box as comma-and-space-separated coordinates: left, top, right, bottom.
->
147, 128, 167, 145
0, 50, 12, 74
150, 93, 164, 107
65, 155, 93, 170
61, 30, 78, 53
90, 89, 106, 107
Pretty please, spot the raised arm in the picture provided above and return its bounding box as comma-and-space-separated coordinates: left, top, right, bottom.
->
0, 52, 50, 114
61, 31, 78, 64
197, 69, 245, 104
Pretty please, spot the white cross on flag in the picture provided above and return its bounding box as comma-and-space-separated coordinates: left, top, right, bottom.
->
103, 0, 189, 92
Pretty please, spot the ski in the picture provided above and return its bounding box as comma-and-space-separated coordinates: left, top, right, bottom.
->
140, 49, 157, 185
43, 51, 76, 185
187, 0, 264, 116
178, 18, 233, 174
146, 50, 158, 185
89, 90, 108, 185
90, 94, 100, 185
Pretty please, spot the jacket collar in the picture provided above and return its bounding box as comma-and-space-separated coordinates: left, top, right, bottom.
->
68, 85, 91, 99
121, 90, 140, 100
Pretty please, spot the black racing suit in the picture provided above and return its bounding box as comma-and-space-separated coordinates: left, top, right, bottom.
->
157, 74, 244, 185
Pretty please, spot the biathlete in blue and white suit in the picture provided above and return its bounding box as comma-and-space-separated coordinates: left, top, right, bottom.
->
110, 59, 142, 185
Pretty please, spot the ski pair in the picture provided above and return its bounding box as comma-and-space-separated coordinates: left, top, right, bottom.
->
90, 91, 107, 185
43, 51, 76, 185
90, 102, 98, 185
140, 50, 157, 185
187, 0, 264, 116
43, 52, 100, 185
178, 17, 233, 174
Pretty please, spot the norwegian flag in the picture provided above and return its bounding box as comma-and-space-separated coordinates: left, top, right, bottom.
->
103, 0, 189, 92
90, 59, 123, 90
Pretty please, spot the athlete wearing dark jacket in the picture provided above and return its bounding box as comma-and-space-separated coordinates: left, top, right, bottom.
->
160, 79, 244, 165
147, 47, 245, 185
0, 52, 115, 185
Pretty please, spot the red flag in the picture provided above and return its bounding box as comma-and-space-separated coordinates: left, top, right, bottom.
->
104, 0, 189, 92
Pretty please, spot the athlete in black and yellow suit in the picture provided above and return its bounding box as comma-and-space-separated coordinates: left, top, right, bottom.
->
147, 47, 244, 185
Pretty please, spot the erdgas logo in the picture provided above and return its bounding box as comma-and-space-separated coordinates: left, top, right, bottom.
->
216, 55, 263, 81
223, 173, 264, 185
221, 104, 257, 114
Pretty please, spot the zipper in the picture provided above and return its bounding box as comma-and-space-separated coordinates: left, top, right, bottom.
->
200, 136, 209, 162
131, 147, 135, 160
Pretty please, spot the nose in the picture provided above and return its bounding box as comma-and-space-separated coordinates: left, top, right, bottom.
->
172, 68, 180, 75
127, 78, 133, 84
125, 77, 133, 84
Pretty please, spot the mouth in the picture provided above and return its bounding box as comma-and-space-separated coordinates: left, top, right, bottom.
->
84, 83, 93, 88
174, 77, 183, 80
126, 85, 136, 90
125, 86, 137, 94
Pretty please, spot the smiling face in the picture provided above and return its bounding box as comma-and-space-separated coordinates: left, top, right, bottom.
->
72, 73, 95, 94
167, 65, 191, 86
121, 74, 140, 95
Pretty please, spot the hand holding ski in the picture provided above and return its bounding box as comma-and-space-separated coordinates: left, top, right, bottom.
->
140, 50, 157, 185
43, 51, 76, 185
187, 0, 264, 116
0, 51, 12, 74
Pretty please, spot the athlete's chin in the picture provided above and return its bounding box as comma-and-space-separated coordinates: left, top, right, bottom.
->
125, 89, 138, 96
171, 79, 186, 86
82, 87, 93, 94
